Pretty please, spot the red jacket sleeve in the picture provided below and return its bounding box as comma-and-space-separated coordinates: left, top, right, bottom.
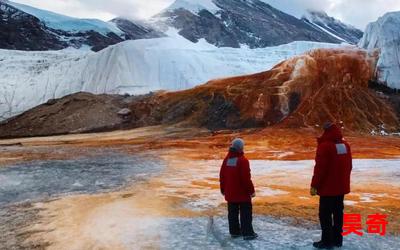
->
240, 158, 255, 195
219, 159, 226, 194
311, 143, 330, 189
346, 142, 353, 171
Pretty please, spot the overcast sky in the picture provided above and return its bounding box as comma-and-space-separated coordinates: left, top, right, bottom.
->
11, 0, 400, 30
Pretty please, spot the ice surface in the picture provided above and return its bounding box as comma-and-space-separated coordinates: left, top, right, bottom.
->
359, 11, 400, 89
73, 158, 400, 249
250, 159, 400, 187
358, 193, 388, 203
2, 155, 399, 248
0, 152, 164, 206
0, 37, 342, 119
257, 187, 288, 196
157, 158, 400, 211
344, 200, 358, 206
73, 213, 400, 249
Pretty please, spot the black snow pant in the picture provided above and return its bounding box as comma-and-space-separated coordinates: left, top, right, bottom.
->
319, 195, 344, 246
228, 202, 255, 236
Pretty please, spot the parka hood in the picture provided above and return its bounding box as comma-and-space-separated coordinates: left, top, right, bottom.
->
318, 124, 343, 143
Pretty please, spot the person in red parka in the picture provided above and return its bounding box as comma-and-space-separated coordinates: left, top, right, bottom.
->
310, 123, 352, 249
219, 138, 258, 240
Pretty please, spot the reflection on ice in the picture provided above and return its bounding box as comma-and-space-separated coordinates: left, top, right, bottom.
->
0, 153, 163, 206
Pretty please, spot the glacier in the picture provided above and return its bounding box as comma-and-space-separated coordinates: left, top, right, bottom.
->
6, 1, 123, 36
0, 33, 343, 120
359, 11, 400, 90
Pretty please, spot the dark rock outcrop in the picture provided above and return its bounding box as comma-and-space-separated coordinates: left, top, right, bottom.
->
110, 18, 164, 40
301, 10, 363, 44
0, 2, 163, 51
0, 0, 362, 51
0, 2, 66, 50
156, 0, 343, 48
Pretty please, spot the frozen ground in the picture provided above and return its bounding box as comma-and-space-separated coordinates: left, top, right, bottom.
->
1, 151, 399, 249
83, 158, 400, 249
100, 215, 400, 250
157, 158, 400, 211
0, 152, 164, 206
0, 150, 164, 248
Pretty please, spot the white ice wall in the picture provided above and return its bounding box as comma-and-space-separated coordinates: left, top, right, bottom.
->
359, 11, 400, 90
0, 36, 341, 120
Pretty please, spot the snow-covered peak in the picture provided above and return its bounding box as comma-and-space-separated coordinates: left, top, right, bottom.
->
165, 0, 221, 14
156, 0, 344, 48
303, 10, 332, 23
1, 1, 166, 51
359, 11, 400, 89
304, 10, 358, 30
7, 1, 123, 35
301, 9, 363, 45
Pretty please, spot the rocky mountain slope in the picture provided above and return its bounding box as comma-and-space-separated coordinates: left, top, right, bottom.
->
301, 10, 363, 44
0, 1, 66, 50
359, 11, 400, 90
0, 1, 162, 51
1, 0, 361, 52
155, 0, 348, 48
1, 48, 398, 138
110, 18, 164, 40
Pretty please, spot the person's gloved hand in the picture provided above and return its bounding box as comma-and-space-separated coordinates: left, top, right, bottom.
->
251, 193, 256, 198
310, 187, 317, 196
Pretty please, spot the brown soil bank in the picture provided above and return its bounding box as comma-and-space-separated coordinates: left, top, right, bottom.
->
1, 48, 399, 139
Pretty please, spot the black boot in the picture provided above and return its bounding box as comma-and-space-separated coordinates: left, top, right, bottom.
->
231, 233, 242, 238
313, 240, 333, 249
333, 242, 342, 248
243, 233, 258, 240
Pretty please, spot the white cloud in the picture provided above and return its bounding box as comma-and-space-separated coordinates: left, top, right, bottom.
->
327, 0, 400, 29
263, 0, 332, 18
11, 0, 174, 20
10, 0, 400, 29
76, 0, 174, 19
263, 0, 400, 29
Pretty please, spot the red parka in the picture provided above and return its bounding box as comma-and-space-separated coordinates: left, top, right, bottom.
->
219, 150, 255, 202
311, 125, 352, 196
